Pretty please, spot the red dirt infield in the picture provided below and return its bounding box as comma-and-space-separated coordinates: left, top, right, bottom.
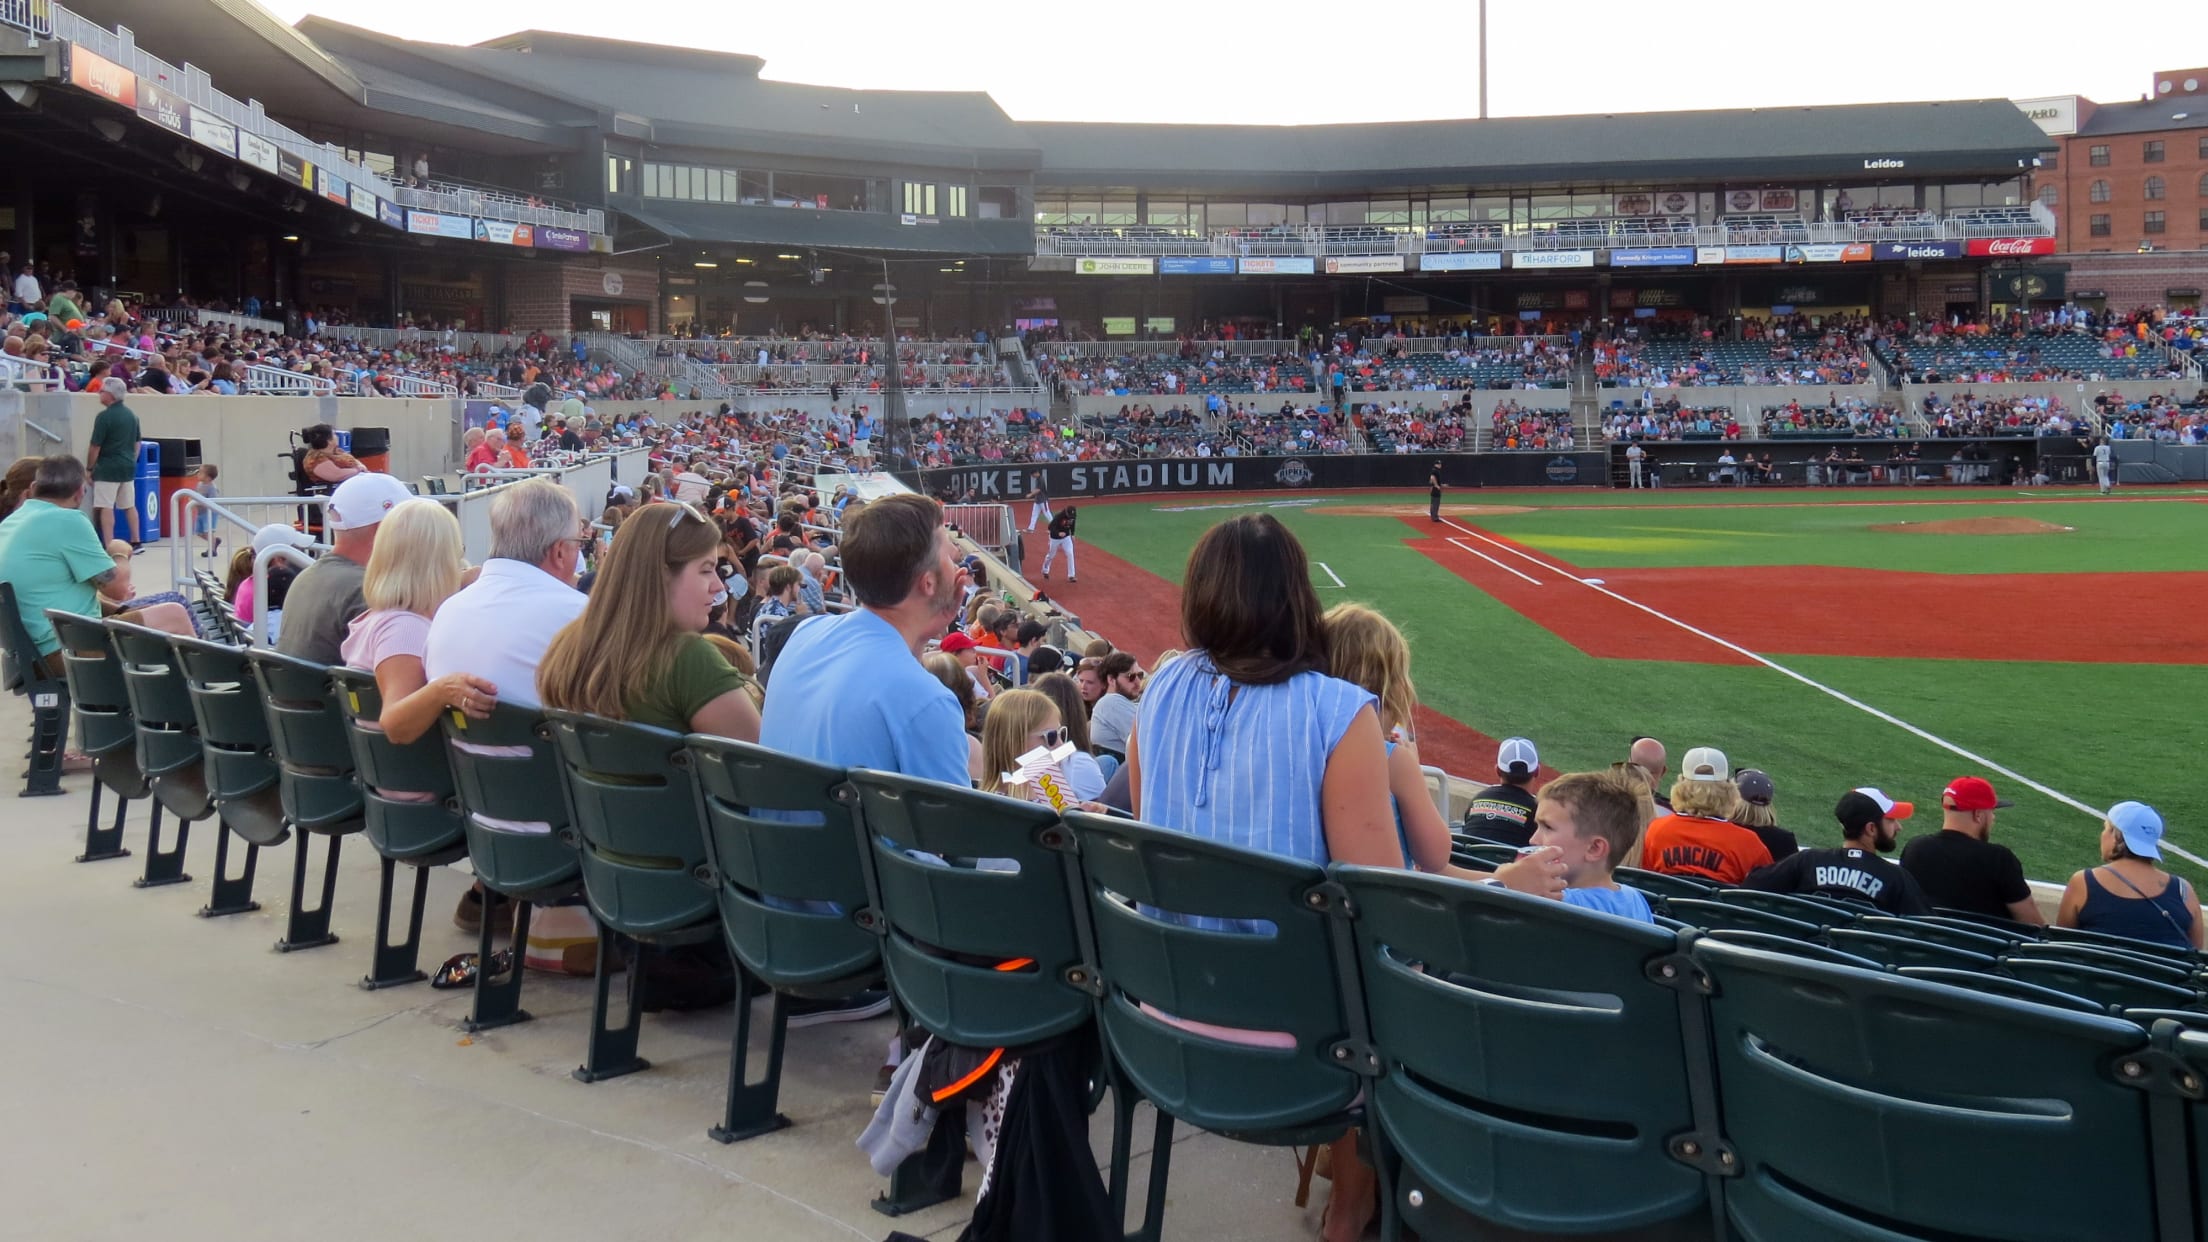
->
1008, 529, 1517, 778
1404, 519, 2208, 666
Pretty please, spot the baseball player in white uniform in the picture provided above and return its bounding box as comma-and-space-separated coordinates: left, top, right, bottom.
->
1626, 441, 1645, 489
2093, 439, 2114, 495
1041, 504, 1077, 582
1025, 474, 1053, 531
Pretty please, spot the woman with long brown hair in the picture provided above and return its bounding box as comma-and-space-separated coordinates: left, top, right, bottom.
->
537, 502, 760, 740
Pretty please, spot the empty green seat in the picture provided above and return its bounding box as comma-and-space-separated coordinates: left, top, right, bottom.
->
46, 609, 144, 863
1663, 898, 1824, 940
1448, 840, 1526, 869
1930, 907, 2046, 939
543, 709, 716, 1084
1061, 812, 1368, 1242
2044, 923, 2205, 966
1334, 863, 1718, 1240
1696, 937, 2163, 1241
688, 734, 880, 1144
1698, 928, 1888, 971
1854, 915, 2013, 957
169, 636, 289, 848
331, 665, 467, 990
109, 618, 261, 911
249, 649, 366, 954
1894, 966, 2113, 1016
440, 700, 579, 1030
0, 580, 68, 797
1615, 866, 1718, 902
2000, 957, 2201, 1012
1825, 927, 1999, 972
1715, 888, 1861, 929
2007, 941, 2201, 988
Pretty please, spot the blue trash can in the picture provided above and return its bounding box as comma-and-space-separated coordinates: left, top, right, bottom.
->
334, 430, 353, 453
128, 441, 161, 542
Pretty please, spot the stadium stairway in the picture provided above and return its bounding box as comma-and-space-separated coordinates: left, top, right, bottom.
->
1570, 360, 1602, 444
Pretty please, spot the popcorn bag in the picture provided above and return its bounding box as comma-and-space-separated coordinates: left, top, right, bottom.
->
1001, 741, 1079, 811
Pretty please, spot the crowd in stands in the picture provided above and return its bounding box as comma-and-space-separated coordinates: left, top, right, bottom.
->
1919, 392, 2080, 437
1487, 400, 1576, 449
1603, 399, 1742, 442
1875, 310, 2188, 383
1594, 316, 1876, 387
2098, 390, 2208, 443
1758, 397, 1906, 438
1356, 401, 1471, 453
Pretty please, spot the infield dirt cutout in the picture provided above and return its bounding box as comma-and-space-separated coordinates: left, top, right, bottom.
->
1870, 517, 2072, 536
1314, 502, 1536, 518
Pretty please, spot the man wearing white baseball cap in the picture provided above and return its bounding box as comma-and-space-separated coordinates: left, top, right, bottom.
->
2055, 801, 2203, 949
277, 471, 413, 665
1743, 787, 1930, 914
1461, 736, 1541, 847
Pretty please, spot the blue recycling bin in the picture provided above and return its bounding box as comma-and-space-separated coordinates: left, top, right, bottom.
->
126, 441, 161, 543
334, 430, 352, 453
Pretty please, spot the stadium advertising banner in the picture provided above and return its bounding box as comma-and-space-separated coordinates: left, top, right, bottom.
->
1239, 256, 1317, 275
533, 226, 591, 253
1609, 247, 1695, 268
276, 149, 313, 191
473, 219, 535, 247
1511, 250, 1595, 270
64, 46, 135, 108
1783, 244, 1874, 263
349, 183, 379, 219
1158, 257, 1236, 275
1325, 256, 1406, 274
1723, 246, 1784, 265
1874, 241, 1964, 260
186, 106, 236, 157
1966, 237, 2057, 257
237, 132, 281, 174
378, 199, 406, 231
134, 80, 187, 135
406, 210, 472, 239
320, 171, 349, 206
1695, 247, 1728, 265
1074, 257, 1155, 275
1419, 252, 1503, 272
915, 451, 1609, 500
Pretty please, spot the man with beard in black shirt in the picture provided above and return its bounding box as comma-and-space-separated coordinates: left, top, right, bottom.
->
1744, 787, 1930, 915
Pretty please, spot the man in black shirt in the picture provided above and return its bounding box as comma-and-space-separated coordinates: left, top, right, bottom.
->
1042, 505, 1077, 582
1899, 776, 2044, 925
1744, 787, 1930, 915
1428, 462, 1444, 523
1461, 737, 1540, 847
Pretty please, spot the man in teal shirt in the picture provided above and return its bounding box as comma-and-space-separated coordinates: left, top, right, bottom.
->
0, 456, 191, 663
84, 377, 140, 544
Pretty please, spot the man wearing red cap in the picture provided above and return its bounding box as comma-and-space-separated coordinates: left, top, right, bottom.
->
1899, 776, 2044, 925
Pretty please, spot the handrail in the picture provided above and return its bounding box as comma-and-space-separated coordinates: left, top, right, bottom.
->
85, 338, 166, 364
24, 418, 66, 444
358, 372, 459, 399
245, 364, 336, 396
165, 488, 332, 611
1, 357, 67, 391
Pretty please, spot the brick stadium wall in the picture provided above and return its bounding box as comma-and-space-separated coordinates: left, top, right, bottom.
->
2052, 252, 2208, 308
500, 260, 663, 334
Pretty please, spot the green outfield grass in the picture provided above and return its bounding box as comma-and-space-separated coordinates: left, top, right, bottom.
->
1076, 489, 2208, 886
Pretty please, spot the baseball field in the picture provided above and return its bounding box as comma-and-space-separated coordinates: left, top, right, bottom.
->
1010, 484, 2208, 887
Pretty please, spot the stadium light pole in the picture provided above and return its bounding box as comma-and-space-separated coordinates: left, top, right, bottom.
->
1478, 0, 1488, 120
879, 255, 909, 472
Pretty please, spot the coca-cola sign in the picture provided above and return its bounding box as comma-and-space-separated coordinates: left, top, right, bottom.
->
1965, 237, 2056, 256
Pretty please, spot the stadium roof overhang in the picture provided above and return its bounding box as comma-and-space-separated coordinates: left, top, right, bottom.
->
614, 199, 1037, 257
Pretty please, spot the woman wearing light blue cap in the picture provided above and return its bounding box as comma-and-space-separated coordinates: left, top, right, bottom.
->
2055, 802, 2203, 950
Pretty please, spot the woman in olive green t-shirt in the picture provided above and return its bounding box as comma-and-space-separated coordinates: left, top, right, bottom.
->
538, 502, 760, 740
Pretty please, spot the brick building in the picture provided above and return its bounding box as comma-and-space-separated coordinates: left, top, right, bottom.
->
2019, 69, 2208, 313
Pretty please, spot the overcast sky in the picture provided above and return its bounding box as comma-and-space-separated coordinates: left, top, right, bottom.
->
261, 0, 2169, 125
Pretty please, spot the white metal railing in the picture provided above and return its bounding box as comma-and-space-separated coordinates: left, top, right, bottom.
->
196, 309, 286, 335
84, 337, 166, 365
386, 179, 602, 234
1, 356, 66, 390
164, 489, 332, 631
0, 0, 54, 38
474, 381, 523, 401
358, 372, 458, 398
245, 364, 336, 396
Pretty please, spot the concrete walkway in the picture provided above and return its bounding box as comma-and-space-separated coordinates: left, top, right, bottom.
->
0, 691, 1317, 1241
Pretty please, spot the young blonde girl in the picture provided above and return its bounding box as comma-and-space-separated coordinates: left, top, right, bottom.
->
976, 689, 1064, 802
1321, 602, 1453, 875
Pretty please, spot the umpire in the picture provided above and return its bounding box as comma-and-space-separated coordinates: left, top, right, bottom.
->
1429, 461, 1444, 522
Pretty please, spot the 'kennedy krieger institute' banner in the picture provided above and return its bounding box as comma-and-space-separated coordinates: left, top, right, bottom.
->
913, 452, 1607, 500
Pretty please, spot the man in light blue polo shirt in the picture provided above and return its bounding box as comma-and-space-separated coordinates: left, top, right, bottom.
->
761, 492, 968, 787
0, 455, 193, 663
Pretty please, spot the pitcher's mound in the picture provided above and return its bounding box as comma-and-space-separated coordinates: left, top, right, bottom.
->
1871, 517, 2072, 536
1316, 503, 1536, 519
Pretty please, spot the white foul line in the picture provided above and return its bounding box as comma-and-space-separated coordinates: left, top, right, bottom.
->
1432, 518, 2202, 867
1315, 561, 1346, 588
1445, 537, 1543, 585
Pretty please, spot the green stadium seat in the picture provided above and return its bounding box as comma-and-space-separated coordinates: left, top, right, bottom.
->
543, 709, 717, 1084
169, 637, 289, 849
1854, 915, 2014, 957
1715, 889, 1862, 929
846, 771, 1094, 1219
0, 581, 68, 797
1448, 839, 1525, 869
1931, 907, 2047, 939
46, 609, 144, 863
2044, 924, 2206, 966
1662, 898, 1824, 940
1060, 812, 1367, 1242
1615, 866, 1719, 902
249, 649, 366, 954
1332, 864, 1719, 1240
1894, 966, 2114, 1016
687, 735, 880, 1145
439, 701, 580, 1032
1824, 927, 2000, 972
330, 665, 467, 990
108, 618, 260, 913
1999, 957, 2201, 1012
1696, 937, 2166, 1241
2006, 941, 2201, 989
1697, 928, 1888, 971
